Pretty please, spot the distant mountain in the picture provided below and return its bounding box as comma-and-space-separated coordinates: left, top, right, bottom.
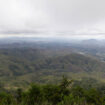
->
81, 39, 105, 47
82, 39, 98, 42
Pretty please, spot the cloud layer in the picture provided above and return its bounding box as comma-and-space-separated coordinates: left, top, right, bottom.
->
0, 0, 105, 37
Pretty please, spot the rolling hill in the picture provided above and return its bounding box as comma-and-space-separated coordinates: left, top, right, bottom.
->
0, 48, 104, 88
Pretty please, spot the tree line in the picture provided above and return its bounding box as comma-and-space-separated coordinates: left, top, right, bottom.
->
0, 76, 105, 105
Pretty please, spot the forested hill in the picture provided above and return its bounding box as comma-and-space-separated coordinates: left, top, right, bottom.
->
40, 53, 105, 72
0, 48, 104, 88
0, 49, 104, 76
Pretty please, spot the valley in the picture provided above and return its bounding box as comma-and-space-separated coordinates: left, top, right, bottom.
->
0, 39, 104, 89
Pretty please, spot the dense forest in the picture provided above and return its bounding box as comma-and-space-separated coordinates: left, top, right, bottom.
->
0, 48, 105, 88
0, 76, 105, 105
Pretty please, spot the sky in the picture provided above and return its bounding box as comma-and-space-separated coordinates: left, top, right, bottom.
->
0, 0, 105, 39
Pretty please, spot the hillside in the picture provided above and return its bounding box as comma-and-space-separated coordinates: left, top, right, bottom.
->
0, 48, 104, 88
40, 53, 105, 72
0, 49, 104, 75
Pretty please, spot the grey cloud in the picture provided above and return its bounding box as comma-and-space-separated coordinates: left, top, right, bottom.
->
0, 0, 105, 36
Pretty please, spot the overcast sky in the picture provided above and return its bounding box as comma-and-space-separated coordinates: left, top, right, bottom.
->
0, 0, 105, 38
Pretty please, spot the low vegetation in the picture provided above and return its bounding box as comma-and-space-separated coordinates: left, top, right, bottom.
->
0, 76, 105, 105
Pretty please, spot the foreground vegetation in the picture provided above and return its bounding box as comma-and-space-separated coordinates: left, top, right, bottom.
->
0, 77, 105, 105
